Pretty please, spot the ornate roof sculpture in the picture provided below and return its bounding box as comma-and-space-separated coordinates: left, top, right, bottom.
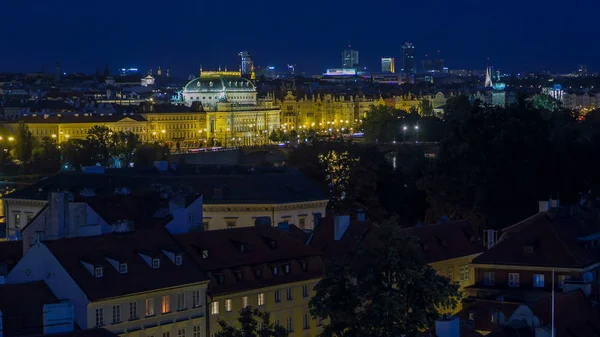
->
183, 70, 256, 94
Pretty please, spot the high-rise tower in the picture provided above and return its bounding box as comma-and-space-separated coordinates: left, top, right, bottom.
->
55, 60, 61, 83
342, 44, 359, 68
402, 43, 416, 74
381, 57, 395, 73
485, 65, 494, 87
238, 51, 254, 77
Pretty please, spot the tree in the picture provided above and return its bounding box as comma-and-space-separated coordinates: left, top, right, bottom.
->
32, 137, 61, 173
214, 307, 288, 337
269, 129, 280, 143
361, 106, 404, 143
310, 220, 460, 337
109, 131, 141, 167
61, 139, 94, 170
13, 121, 34, 164
134, 143, 169, 167
86, 125, 112, 165
419, 99, 434, 117
319, 150, 359, 215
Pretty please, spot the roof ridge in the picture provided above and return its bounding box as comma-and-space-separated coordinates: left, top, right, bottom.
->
547, 220, 582, 266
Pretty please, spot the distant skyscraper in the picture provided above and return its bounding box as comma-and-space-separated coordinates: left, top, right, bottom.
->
402, 43, 416, 74
55, 60, 61, 83
342, 45, 359, 68
381, 57, 395, 73
239, 51, 254, 76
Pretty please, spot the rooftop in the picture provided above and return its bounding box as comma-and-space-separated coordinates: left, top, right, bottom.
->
43, 228, 208, 301
472, 208, 600, 269
175, 225, 323, 296
4, 169, 327, 205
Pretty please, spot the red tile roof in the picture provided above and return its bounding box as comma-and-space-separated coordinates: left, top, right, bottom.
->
399, 221, 483, 263
308, 218, 483, 263
0, 281, 58, 336
44, 228, 208, 301
473, 209, 600, 269
174, 226, 324, 296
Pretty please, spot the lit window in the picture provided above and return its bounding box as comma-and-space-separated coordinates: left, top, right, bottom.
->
152, 258, 160, 269
242, 296, 248, 308
162, 295, 171, 313
299, 217, 306, 229
119, 263, 128, 274
95, 308, 104, 327
129, 302, 138, 320
210, 301, 219, 315
508, 273, 520, 287
94, 267, 103, 278
274, 290, 281, 303
175, 255, 183, 266
112, 304, 121, 323
145, 298, 155, 317
225, 299, 232, 312
287, 317, 293, 332
177, 293, 186, 311
286, 288, 293, 301
14, 213, 20, 228
533, 274, 545, 288
283, 264, 290, 274
192, 290, 202, 307
257, 293, 265, 306
302, 285, 309, 298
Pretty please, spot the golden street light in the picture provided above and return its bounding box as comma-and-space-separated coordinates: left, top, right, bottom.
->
8, 137, 14, 141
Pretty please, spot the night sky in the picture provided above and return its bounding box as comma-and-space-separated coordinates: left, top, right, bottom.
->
1, 0, 597, 76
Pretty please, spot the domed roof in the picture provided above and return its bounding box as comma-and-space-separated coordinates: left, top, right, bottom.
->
183, 72, 255, 93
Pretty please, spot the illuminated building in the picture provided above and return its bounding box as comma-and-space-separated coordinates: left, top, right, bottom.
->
342, 45, 359, 68
484, 65, 494, 88
181, 70, 280, 146
381, 57, 395, 73
238, 51, 254, 77
402, 43, 416, 74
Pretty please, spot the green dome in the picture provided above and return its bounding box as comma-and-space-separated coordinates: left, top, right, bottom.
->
183, 74, 255, 93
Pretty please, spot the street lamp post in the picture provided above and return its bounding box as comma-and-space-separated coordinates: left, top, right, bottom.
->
402, 125, 407, 143
415, 125, 419, 143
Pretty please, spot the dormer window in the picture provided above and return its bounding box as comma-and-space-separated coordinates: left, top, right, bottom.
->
119, 263, 128, 274
95, 267, 104, 278
272, 265, 279, 276
175, 255, 183, 266
234, 269, 243, 282
299, 261, 307, 272
283, 264, 290, 274
253, 268, 262, 279
152, 258, 160, 269
202, 249, 209, 259
215, 274, 224, 285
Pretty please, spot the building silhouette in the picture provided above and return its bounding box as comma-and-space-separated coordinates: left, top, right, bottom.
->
342, 45, 359, 68
381, 57, 395, 73
402, 43, 416, 74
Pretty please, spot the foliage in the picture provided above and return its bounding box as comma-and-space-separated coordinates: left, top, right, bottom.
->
109, 131, 141, 167
60, 139, 94, 170
532, 94, 560, 112
421, 96, 589, 230
86, 125, 112, 165
134, 143, 170, 167
361, 105, 405, 143
214, 307, 288, 337
31, 137, 61, 173
419, 98, 434, 117
13, 121, 35, 164
310, 219, 460, 337
319, 150, 359, 214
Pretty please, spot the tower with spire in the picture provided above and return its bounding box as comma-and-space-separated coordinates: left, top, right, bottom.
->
485, 65, 494, 88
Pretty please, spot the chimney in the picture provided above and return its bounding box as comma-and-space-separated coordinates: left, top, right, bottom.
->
539, 201, 550, 213
43, 302, 74, 334
435, 316, 459, 337
334, 215, 350, 241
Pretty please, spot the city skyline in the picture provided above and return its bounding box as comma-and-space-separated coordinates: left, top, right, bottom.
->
1, 0, 598, 75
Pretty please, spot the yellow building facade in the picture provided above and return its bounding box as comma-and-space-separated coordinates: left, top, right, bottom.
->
210, 279, 322, 337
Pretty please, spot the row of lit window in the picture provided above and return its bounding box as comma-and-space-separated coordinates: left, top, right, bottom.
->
483, 271, 571, 288
210, 285, 311, 315
94, 290, 203, 327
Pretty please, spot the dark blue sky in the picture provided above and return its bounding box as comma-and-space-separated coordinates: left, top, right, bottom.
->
1, 0, 597, 76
